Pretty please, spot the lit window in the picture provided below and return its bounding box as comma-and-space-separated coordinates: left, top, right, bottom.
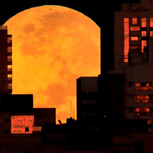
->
7, 47, 12, 53
124, 18, 129, 63
130, 26, 140, 31
141, 31, 147, 37
8, 83, 12, 89
150, 18, 153, 27
135, 95, 150, 103
7, 65, 12, 71
141, 18, 146, 27
148, 120, 153, 125
7, 74, 12, 80
135, 108, 150, 112
132, 18, 137, 24
7, 56, 12, 62
7, 37, 12, 44
11, 115, 34, 134
150, 31, 153, 37
135, 83, 140, 87
131, 36, 138, 41
141, 40, 147, 53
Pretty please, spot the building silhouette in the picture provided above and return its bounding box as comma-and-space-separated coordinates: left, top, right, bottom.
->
2, 0, 153, 152
0, 26, 12, 94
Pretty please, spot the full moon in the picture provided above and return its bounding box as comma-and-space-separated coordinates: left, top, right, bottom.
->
3, 5, 100, 124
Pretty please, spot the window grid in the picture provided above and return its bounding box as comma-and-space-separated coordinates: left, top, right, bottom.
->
124, 18, 129, 62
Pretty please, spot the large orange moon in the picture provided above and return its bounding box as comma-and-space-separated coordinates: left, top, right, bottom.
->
3, 5, 100, 124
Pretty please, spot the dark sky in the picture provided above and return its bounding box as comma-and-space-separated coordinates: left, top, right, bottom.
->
0, 0, 141, 73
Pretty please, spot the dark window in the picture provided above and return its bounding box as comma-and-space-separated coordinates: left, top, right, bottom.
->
6, 119, 10, 122
4, 130, 9, 134
129, 82, 133, 87
141, 27, 147, 31
25, 127, 29, 132
130, 108, 133, 113
150, 27, 153, 31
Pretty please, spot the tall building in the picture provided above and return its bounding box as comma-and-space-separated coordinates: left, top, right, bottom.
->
114, 0, 153, 69
0, 26, 12, 94
98, 0, 153, 133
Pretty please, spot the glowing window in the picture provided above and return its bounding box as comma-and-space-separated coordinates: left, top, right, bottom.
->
11, 115, 34, 134
130, 27, 140, 31
135, 108, 150, 112
8, 83, 12, 89
141, 18, 146, 27
141, 40, 147, 53
135, 95, 150, 103
7, 37, 12, 44
7, 65, 12, 71
135, 83, 140, 87
124, 18, 129, 62
131, 36, 138, 41
132, 18, 137, 24
7, 56, 12, 62
148, 120, 153, 124
7, 47, 12, 53
150, 18, 153, 27
7, 74, 12, 80
141, 31, 147, 37
150, 31, 153, 37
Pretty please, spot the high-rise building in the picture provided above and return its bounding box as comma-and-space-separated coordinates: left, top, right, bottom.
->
114, 0, 153, 69
99, 0, 153, 132
0, 26, 12, 94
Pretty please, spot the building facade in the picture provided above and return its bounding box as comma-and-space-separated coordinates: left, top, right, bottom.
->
0, 26, 12, 94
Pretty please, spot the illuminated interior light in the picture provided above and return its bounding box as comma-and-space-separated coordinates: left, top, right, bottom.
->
131, 36, 138, 41
150, 31, 153, 37
141, 18, 146, 27
150, 18, 153, 27
124, 18, 129, 63
141, 31, 147, 37
7, 65, 12, 71
135, 83, 140, 87
141, 40, 147, 53
132, 18, 137, 24
11, 115, 34, 134
7, 47, 12, 53
130, 26, 140, 31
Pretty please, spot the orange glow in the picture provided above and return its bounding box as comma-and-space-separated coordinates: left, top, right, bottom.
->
135, 108, 150, 112
150, 31, 153, 37
4, 5, 100, 124
141, 18, 146, 27
11, 115, 34, 134
135, 83, 140, 87
131, 36, 138, 41
7, 65, 12, 71
150, 18, 153, 27
7, 47, 12, 53
130, 26, 140, 31
141, 31, 147, 37
124, 18, 129, 62
7, 36, 12, 43
141, 40, 147, 53
135, 95, 149, 103
135, 82, 153, 90
132, 18, 137, 24
148, 120, 153, 124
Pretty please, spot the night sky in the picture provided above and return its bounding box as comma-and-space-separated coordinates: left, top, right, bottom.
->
0, 0, 141, 73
